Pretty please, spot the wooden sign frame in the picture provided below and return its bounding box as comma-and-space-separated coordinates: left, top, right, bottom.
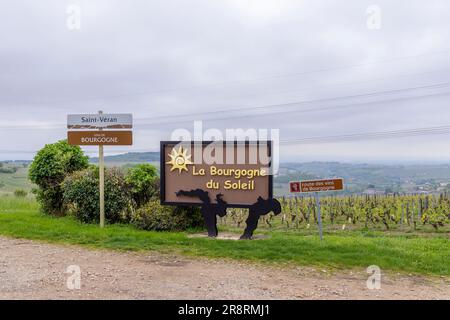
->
160, 141, 274, 209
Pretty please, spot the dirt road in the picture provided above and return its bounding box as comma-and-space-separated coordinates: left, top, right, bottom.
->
0, 236, 448, 300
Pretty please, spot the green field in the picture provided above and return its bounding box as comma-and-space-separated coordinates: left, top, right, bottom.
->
0, 196, 448, 276
0, 166, 33, 195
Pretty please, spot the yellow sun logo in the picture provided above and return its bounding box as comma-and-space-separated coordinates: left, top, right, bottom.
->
167, 146, 193, 173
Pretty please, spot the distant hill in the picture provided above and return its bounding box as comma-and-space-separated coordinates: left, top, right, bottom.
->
276, 162, 450, 195
86, 152, 450, 195
90, 152, 160, 163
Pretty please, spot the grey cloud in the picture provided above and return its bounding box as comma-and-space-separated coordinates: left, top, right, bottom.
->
0, 0, 450, 162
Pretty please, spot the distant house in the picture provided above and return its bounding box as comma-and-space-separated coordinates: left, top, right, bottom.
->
362, 188, 384, 195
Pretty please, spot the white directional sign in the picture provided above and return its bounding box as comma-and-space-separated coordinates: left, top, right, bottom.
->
67, 113, 133, 129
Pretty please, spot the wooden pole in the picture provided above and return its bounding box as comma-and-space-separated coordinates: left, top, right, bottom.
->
98, 110, 105, 228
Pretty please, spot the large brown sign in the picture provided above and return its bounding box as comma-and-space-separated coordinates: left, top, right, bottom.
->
295, 178, 344, 193
68, 131, 133, 146
160, 141, 273, 208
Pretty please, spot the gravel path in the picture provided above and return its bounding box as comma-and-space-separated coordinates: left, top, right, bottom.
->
0, 236, 448, 300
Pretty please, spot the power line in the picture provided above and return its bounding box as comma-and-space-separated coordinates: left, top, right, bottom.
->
280, 125, 450, 145
136, 82, 450, 125
3, 125, 450, 155
135, 90, 450, 128
4, 49, 450, 106
220, 66, 450, 101
2, 82, 450, 131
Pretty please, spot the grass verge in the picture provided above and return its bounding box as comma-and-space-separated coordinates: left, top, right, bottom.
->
0, 197, 448, 276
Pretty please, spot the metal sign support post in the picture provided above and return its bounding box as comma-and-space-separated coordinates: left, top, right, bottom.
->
315, 192, 323, 241
98, 110, 105, 228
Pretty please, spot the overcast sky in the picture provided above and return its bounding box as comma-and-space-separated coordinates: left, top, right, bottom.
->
1, 0, 450, 162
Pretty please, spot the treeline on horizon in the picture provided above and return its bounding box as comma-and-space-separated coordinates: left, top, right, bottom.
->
3, 151, 450, 196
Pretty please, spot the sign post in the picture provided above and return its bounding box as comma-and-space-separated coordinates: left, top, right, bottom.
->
67, 112, 133, 228
290, 178, 344, 241
315, 192, 323, 241
98, 111, 105, 228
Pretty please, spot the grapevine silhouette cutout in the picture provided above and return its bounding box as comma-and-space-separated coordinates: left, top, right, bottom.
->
176, 189, 281, 239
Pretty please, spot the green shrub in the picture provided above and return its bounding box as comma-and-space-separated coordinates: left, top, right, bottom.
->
125, 164, 159, 207
132, 200, 203, 231
14, 189, 27, 198
29, 140, 89, 215
62, 167, 132, 224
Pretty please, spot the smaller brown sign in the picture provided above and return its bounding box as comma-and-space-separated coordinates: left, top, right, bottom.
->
299, 179, 344, 193
68, 131, 133, 146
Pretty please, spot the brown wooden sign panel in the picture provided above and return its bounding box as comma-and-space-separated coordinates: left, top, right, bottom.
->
299, 179, 344, 193
160, 141, 273, 208
68, 131, 133, 146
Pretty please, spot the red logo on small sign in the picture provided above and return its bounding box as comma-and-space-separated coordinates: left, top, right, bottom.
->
290, 182, 301, 193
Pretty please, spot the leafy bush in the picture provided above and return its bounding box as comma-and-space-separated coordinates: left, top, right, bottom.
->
62, 166, 132, 224
125, 164, 159, 207
14, 189, 27, 198
132, 200, 203, 231
29, 140, 89, 215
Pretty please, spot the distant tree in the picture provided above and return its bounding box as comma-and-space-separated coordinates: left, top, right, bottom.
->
14, 189, 27, 198
0, 167, 18, 174
29, 140, 89, 215
384, 187, 394, 194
